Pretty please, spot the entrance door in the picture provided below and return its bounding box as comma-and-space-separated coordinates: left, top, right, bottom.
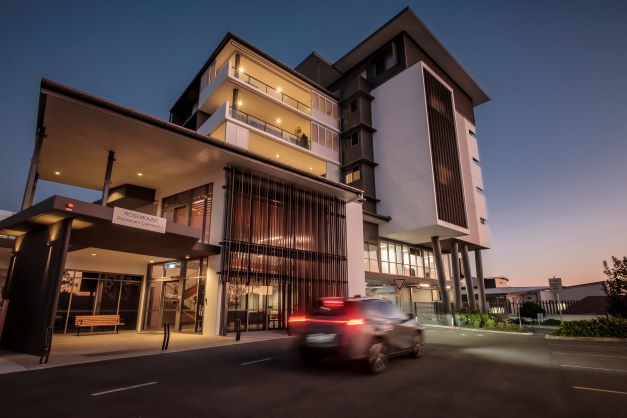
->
143, 280, 180, 331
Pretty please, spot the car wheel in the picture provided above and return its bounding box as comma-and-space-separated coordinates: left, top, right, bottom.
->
410, 334, 424, 358
367, 340, 388, 374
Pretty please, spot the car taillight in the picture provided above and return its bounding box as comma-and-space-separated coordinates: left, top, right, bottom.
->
345, 318, 364, 326
288, 315, 307, 324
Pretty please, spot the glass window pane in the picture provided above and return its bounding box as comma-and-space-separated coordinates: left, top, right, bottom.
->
388, 244, 396, 263
389, 263, 397, 275
381, 262, 389, 274
380, 242, 388, 262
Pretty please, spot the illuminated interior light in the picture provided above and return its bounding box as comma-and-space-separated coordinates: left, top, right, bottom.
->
91, 253, 96, 256
277, 87, 282, 93
275, 154, 280, 158
276, 118, 281, 124
419, 283, 430, 288
239, 66, 245, 72
237, 100, 243, 106
54, 171, 61, 176
137, 172, 143, 177
149, 260, 154, 263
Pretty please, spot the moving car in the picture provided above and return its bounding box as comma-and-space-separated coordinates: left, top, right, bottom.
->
289, 297, 424, 373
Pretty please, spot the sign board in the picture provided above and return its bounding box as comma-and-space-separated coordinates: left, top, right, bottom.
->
393, 278, 406, 290
112, 207, 166, 234
548, 277, 563, 294
537, 313, 544, 324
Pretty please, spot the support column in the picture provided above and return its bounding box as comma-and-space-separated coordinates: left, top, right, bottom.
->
21, 127, 45, 210
101, 151, 115, 206
475, 249, 487, 313
461, 245, 477, 311
450, 241, 462, 310
431, 236, 451, 315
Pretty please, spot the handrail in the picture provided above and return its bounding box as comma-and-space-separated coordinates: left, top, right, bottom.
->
232, 67, 311, 114
229, 106, 310, 150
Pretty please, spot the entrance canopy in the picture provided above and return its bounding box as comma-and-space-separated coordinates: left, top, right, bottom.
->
0, 195, 218, 259
36, 79, 361, 201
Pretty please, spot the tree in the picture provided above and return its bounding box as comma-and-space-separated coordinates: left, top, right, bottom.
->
602, 256, 627, 318
520, 301, 545, 319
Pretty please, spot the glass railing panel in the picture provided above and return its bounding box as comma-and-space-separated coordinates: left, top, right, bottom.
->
228, 107, 310, 150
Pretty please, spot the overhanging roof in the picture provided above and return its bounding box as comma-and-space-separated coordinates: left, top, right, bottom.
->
37, 79, 361, 201
332, 7, 490, 106
0, 195, 218, 259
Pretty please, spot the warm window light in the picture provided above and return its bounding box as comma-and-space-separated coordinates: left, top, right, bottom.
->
137, 172, 143, 177
309, 167, 313, 171
185, 255, 190, 259
91, 253, 96, 256
419, 283, 430, 288
149, 260, 155, 263
54, 171, 61, 175
276, 118, 281, 124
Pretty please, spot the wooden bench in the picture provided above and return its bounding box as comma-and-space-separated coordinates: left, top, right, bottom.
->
75, 315, 124, 336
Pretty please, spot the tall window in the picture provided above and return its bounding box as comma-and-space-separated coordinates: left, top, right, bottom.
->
344, 167, 360, 184
162, 184, 213, 243
311, 122, 339, 151
312, 92, 339, 119
378, 240, 436, 279
363, 242, 379, 272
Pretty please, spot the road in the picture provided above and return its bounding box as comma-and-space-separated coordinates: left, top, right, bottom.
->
0, 328, 625, 418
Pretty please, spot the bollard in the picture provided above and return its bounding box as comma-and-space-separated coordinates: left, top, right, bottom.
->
235, 318, 241, 341
39, 326, 53, 365
162, 322, 171, 351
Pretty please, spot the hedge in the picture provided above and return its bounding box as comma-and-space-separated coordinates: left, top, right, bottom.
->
457, 313, 525, 332
555, 316, 627, 338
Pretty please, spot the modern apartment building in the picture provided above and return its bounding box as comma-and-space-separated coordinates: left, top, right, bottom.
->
0, 7, 491, 355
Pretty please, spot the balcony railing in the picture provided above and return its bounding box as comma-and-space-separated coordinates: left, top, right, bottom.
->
229, 107, 310, 150
232, 67, 311, 114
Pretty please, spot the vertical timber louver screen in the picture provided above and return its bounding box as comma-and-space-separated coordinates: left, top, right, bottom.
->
221, 167, 348, 331
423, 70, 468, 228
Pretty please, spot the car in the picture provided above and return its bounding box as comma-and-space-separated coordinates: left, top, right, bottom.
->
289, 297, 424, 373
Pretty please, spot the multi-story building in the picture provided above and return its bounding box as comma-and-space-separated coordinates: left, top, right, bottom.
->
0, 7, 491, 355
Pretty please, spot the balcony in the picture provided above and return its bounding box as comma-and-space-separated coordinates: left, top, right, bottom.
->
230, 106, 310, 150
231, 67, 311, 115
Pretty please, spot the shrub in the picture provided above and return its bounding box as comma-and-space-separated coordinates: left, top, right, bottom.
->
555, 316, 627, 338
457, 313, 526, 332
541, 318, 562, 326
520, 302, 545, 319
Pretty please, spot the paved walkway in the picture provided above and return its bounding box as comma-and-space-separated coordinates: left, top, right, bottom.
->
0, 330, 290, 374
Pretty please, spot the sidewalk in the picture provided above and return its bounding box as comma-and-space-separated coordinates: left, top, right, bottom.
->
0, 330, 290, 375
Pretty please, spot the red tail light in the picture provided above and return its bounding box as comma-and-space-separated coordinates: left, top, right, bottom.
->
288, 315, 307, 324
322, 298, 344, 307
345, 318, 364, 326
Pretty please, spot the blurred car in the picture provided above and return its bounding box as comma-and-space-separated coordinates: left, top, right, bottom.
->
289, 297, 424, 373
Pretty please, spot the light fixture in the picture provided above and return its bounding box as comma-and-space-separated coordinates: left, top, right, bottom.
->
185, 255, 190, 260
277, 87, 282, 93
309, 167, 313, 171
276, 118, 281, 124
54, 171, 61, 176
419, 283, 431, 288
137, 172, 143, 177
275, 154, 280, 158
237, 100, 243, 106
91, 253, 96, 256
149, 260, 155, 263
239, 66, 245, 72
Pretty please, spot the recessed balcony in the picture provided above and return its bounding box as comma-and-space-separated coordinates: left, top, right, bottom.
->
229, 106, 310, 150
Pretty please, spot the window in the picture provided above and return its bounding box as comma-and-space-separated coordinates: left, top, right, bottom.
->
373, 42, 397, 76
350, 99, 357, 113
351, 132, 359, 146
375, 58, 386, 76
312, 122, 339, 151
162, 184, 213, 243
344, 167, 360, 184
363, 242, 379, 272
312, 91, 339, 120
480, 217, 487, 225
378, 241, 430, 278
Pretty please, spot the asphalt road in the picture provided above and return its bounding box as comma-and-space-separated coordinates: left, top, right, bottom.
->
0, 329, 625, 418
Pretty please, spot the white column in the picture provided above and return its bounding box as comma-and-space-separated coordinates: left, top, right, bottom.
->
345, 200, 365, 297
203, 254, 221, 336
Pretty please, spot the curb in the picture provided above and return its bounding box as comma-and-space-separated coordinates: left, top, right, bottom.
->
424, 324, 533, 336
0, 334, 293, 376
544, 335, 626, 342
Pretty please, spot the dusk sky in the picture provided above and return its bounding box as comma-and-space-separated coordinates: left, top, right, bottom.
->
1, 0, 625, 287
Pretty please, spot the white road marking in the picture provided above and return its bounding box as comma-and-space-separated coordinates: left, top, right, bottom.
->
573, 386, 627, 395
560, 364, 627, 373
549, 343, 627, 350
241, 357, 272, 366
553, 352, 627, 359
91, 381, 158, 396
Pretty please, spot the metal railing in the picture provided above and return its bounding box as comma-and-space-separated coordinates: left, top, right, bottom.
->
229, 107, 310, 150
232, 67, 311, 114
